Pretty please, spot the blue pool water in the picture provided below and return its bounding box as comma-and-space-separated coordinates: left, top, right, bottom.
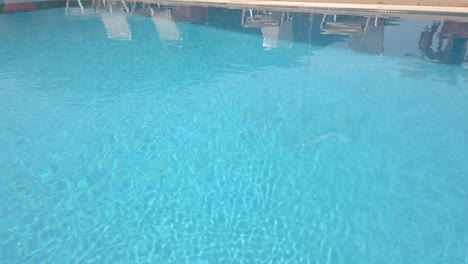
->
1, 2, 467, 263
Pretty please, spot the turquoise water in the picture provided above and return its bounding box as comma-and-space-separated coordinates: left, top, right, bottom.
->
1, 3, 467, 263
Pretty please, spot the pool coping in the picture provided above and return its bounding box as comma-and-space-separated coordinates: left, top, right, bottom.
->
152, 0, 468, 15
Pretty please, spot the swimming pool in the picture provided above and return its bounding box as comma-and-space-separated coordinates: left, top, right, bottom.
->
1, 1, 467, 263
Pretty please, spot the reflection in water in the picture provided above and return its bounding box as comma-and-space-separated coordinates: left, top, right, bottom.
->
1, 0, 468, 65
172, 6, 207, 23
318, 15, 385, 55
60, 0, 468, 66
0, 0, 64, 13
419, 21, 468, 64
151, 9, 181, 41
242, 11, 293, 49
100, 13, 131, 41
2, 0, 35, 13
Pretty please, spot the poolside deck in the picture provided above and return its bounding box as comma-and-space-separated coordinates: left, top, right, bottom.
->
153, 0, 468, 14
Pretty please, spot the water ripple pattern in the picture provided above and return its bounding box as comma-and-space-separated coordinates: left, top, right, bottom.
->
0, 5, 467, 264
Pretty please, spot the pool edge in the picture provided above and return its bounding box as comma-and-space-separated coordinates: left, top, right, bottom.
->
152, 0, 468, 15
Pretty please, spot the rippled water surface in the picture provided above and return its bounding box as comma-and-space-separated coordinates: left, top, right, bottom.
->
1, 2, 467, 263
